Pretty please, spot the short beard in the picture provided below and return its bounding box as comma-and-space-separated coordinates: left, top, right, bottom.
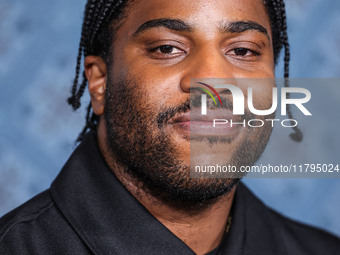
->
104, 75, 272, 208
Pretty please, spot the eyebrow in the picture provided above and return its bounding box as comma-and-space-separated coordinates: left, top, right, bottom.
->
133, 18, 269, 39
221, 21, 269, 39
133, 18, 193, 36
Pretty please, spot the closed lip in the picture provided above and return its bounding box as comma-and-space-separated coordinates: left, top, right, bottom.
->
169, 109, 244, 137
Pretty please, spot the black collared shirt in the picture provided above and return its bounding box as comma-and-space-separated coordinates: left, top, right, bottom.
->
1, 132, 340, 255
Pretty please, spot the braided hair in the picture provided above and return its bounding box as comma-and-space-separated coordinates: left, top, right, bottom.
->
68, 0, 303, 142
264, 0, 303, 142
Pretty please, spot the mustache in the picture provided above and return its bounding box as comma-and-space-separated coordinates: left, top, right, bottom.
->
190, 94, 233, 110
157, 95, 257, 128
157, 98, 191, 128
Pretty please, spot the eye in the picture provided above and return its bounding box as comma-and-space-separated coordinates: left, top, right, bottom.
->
152, 45, 183, 55
227, 47, 260, 58
148, 44, 187, 60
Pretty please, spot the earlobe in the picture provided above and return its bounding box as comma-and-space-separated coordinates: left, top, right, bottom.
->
85, 56, 107, 115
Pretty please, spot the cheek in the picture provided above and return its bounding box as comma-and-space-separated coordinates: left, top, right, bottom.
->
252, 88, 276, 111
238, 79, 276, 111
123, 64, 187, 108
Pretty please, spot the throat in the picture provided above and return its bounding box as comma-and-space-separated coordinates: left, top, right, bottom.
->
113, 166, 237, 255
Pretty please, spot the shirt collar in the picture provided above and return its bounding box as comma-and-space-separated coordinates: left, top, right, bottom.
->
220, 182, 288, 254
51, 132, 195, 255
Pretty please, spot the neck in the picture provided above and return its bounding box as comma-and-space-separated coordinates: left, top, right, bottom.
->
97, 122, 236, 255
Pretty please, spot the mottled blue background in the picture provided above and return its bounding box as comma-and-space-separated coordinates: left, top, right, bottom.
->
1, 0, 340, 236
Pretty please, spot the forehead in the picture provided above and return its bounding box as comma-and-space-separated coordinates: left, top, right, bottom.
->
120, 0, 271, 36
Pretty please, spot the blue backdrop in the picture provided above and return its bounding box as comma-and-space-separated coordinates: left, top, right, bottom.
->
0, 0, 339, 237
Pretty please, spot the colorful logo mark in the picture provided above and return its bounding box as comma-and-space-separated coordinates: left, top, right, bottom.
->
197, 82, 223, 107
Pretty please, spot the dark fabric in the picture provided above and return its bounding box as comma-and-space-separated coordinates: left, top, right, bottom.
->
1, 132, 340, 255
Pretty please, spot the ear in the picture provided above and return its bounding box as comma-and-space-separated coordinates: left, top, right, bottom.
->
84, 56, 107, 116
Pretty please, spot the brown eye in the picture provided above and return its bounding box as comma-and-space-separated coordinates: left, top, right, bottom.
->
230, 48, 260, 57
234, 48, 249, 56
226, 47, 261, 60
151, 45, 183, 55
149, 44, 186, 60
159, 45, 175, 54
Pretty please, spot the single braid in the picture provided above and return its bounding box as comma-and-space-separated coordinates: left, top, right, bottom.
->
76, 103, 98, 142
68, 1, 97, 110
76, 71, 88, 101
279, 0, 303, 142
67, 42, 83, 109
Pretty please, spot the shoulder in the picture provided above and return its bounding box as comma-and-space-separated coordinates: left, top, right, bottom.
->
0, 190, 54, 238
0, 190, 89, 254
238, 182, 340, 255
269, 208, 340, 255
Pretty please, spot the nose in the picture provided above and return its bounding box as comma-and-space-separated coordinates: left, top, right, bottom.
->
180, 47, 233, 93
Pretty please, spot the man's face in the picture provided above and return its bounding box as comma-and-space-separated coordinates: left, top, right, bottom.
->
104, 0, 275, 203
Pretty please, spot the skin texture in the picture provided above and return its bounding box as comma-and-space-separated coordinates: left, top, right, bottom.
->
85, 0, 275, 254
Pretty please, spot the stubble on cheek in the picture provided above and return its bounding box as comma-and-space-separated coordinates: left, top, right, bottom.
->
103, 73, 275, 204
